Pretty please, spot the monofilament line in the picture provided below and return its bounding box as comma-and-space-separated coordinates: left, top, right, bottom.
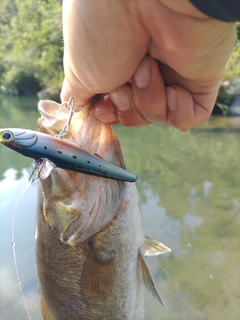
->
11, 180, 33, 320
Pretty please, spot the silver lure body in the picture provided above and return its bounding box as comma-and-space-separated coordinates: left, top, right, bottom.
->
0, 128, 138, 182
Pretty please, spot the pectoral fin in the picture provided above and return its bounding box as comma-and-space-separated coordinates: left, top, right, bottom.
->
44, 200, 80, 243
138, 252, 166, 308
143, 236, 171, 256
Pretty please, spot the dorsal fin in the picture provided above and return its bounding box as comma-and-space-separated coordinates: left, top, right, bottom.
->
138, 252, 166, 308
143, 236, 171, 256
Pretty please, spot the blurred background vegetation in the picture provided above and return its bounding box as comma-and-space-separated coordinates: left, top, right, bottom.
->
0, 0, 63, 98
0, 0, 240, 110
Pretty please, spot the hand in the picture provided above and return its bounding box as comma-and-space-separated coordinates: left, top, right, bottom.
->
61, 0, 236, 131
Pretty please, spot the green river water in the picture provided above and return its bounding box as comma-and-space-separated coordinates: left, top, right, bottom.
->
0, 97, 240, 320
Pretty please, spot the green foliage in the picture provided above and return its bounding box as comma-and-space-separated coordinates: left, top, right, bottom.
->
223, 22, 240, 83
0, 0, 63, 96
217, 22, 240, 109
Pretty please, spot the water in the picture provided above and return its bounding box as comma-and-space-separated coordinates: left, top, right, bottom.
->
0, 97, 240, 320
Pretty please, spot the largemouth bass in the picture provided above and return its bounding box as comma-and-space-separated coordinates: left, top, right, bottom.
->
2, 99, 170, 320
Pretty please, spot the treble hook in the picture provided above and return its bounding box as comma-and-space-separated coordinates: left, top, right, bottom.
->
28, 158, 45, 183
28, 158, 56, 182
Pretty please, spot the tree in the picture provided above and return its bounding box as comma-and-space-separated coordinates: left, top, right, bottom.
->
216, 22, 240, 111
0, 0, 63, 96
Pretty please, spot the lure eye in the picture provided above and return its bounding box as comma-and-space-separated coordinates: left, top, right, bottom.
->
2, 131, 13, 141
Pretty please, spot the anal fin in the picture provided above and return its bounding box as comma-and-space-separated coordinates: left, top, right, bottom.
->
138, 252, 167, 308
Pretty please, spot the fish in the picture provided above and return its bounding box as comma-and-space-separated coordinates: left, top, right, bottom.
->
2, 99, 171, 320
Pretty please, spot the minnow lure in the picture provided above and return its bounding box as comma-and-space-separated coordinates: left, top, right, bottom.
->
0, 128, 138, 182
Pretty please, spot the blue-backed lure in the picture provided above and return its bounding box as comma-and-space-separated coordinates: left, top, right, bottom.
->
0, 128, 138, 182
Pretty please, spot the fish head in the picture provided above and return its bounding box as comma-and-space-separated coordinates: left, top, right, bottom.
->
38, 99, 127, 245
38, 99, 125, 167
0, 128, 38, 154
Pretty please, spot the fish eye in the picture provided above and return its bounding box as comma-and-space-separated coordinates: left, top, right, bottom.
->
2, 131, 13, 141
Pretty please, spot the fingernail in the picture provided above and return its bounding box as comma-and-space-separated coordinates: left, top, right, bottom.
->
110, 90, 130, 112
166, 87, 178, 111
96, 112, 117, 123
134, 57, 151, 88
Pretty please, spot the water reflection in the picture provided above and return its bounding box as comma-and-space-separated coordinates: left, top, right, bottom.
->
0, 169, 42, 320
0, 97, 240, 320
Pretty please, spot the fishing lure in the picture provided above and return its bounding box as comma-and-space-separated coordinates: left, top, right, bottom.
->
0, 128, 138, 182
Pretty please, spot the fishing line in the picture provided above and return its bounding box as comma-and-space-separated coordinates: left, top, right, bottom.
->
11, 179, 33, 320
11, 157, 53, 320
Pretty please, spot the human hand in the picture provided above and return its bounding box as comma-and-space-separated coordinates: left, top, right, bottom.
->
61, 0, 236, 131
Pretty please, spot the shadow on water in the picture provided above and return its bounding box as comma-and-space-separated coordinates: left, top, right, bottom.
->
0, 97, 240, 320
